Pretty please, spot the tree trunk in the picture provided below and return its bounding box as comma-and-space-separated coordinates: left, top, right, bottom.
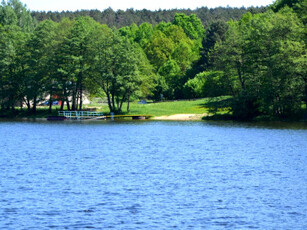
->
237, 62, 245, 90
63, 87, 70, 111
76, 91, 79, 111
127, 94, 130, 112
60, 100, 64, 111
116, 96, 120, 112
106, 91, 113, 112
103, 80, 113, 112
66, 99, 70, 111
72, 86, 76, 111
119, 93, 126, 112
25, 98, 31, 111
48, 100, 52, 113
32, 96, 37, 114
79, 85, 83, 111
20, 99, 23, 111
48, 92, 53, 113
111, 92, 115, 113
78, 71, 83, 111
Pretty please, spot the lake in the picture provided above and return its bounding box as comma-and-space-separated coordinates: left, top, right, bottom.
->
0, 119, 306, 229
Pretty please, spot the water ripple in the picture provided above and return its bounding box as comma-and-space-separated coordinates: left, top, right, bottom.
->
0, 120, 306, 229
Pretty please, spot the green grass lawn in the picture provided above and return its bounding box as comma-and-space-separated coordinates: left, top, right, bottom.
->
119, 96, 232, 117
27, 96, 231, 117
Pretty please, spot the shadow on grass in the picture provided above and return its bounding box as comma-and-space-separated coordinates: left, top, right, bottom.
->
199, 97, 307, 122
197, 97, 234, 120
198, 97, 233, 113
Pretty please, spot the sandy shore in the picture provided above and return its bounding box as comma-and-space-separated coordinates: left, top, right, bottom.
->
152, 114, 206, 121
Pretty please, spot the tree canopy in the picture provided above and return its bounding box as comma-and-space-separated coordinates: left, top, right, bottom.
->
0, 0, 306, 119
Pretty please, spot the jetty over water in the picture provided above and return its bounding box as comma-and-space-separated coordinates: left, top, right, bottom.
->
57, 111, 151, 120
58, 111, 105, 120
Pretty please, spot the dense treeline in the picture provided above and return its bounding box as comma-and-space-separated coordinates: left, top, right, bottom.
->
0, 0, 306, 119
208, 0, 307, 119
31, 6, 267, 28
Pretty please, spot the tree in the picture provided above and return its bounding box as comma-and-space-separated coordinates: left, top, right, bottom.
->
212, 9, 306, 118
184, 71, 230, 99
0, 24, 25, 110
0, 0, 33, 111
53, 18, 75, 111
157, 59, 181, 99
135, 22, 153, 47
271, 0, 301, 12
57, 16, 99, 111
212, 15, 251, 94
144, 20, 202, 99
119, 23, 138, 42
24, 20, 57, 113
31, 6, 267, 28
173, 13, 205, 40
199, 20, 229, 70
247, 8, 306, 116
1, 0, 35, 32
145, 30, 175, 70
90, 28, 141, 113
0, 4, 17, 26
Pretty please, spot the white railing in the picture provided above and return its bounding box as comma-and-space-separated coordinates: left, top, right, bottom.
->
58, 111, 105, 119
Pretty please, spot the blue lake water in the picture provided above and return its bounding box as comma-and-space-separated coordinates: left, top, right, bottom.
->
0, 120, 306, 229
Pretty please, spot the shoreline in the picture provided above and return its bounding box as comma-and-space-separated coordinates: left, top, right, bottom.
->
152, 114, 206, 121
1, 113, 306, 123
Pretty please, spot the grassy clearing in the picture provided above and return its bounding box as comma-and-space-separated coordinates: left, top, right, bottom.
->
121, 96, 232, 117
2, 96, 306, 121
0, 96, 233, 119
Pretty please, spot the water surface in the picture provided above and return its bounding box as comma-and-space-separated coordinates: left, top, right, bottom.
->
0, 120, 306, 229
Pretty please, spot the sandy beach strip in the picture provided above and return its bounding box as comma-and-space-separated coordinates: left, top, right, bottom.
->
152, 114, 206, 121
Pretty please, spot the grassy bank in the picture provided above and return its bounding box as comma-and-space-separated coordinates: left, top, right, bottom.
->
0, 96, 231, 119
1, 96, 306, 121
122, 96, 232, 117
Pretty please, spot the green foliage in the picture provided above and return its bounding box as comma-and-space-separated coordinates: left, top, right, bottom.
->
183, 74, 205, 99
24, 19, 57, 112
135, 22, 153, 47
271, 0, 307, 25
0, 24, 22, 109
212, 8, 306, 118
143, 15, 204, 100
173, 13, 205, 40
0, 1, 32, 110
199, 20, 229, 70
1, 0, 305, 121
184, 71, 230, 99
0, 0, 35, 32
271, 0, 301, 12
293, 0, 307, 25
31, 7, 267, 28
231, 92, 259, 120
0, 5, 17, 26
145, 30, 175, 69
157, 59, 181, 99
119, 23, 138, 42
57, 16, 100, 110
90, 29, 146, 113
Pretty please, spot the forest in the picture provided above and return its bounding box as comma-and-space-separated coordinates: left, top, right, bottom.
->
0, 0, 306, 119
30, 6, 267, 28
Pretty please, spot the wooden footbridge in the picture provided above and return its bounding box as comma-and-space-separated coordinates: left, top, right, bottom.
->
57, 111, 151, 120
